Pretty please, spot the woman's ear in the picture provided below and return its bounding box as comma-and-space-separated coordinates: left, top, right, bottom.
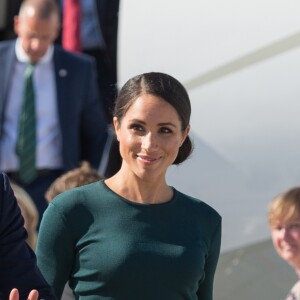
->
113, 117, 120, 141
181, 125, 190, 146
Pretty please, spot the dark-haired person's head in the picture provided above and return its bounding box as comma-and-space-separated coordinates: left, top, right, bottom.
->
113, 72, 193, 165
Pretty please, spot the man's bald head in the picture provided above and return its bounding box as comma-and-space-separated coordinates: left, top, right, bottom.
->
14, 0, 60, 62
18, 0, 60, 24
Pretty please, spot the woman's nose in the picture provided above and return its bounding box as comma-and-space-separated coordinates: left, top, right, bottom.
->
141, 133, 158, 150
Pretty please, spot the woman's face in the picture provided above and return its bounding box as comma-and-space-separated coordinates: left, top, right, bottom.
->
271, 214, 300, 270
114, 94, 189, 180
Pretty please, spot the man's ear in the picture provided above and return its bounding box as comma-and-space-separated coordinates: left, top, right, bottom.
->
14, 16, 20, 36
53, 23, 61, 41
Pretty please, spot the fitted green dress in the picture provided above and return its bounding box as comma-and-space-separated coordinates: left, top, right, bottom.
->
36, 180, 221, 299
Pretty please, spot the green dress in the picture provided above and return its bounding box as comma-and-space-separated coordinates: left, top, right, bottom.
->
36, 180, 221, 299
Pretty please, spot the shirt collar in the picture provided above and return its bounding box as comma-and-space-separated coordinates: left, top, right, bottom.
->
15, 37, 54, 64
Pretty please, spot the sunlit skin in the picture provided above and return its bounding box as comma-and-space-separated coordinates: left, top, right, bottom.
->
271, 214, 300, 274
14, 6, 59, 63
105, 94, 190, 204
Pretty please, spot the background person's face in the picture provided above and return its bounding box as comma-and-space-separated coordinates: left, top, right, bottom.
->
271, 214, 300, 271
14, 11, 59, 63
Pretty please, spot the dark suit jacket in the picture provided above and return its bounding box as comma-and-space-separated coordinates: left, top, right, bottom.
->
1, 0, 120, 77
0, 0, 23, 40
56, 0, 119, 76
56, 0, 120, 121
0, 172, 55, 299
96, 0, 120, 80
0, 40, 108, 172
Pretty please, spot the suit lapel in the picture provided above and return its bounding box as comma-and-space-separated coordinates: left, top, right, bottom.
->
53, 46, 68, 128
53, 46, 72, 170
0, 41, 17, 134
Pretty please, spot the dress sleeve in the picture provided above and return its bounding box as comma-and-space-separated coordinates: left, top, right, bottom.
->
36, 200, 74, 299
197, 217, 222, 300
0, 172, 56, 300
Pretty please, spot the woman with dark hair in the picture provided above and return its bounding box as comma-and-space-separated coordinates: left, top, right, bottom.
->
36, 72, 222, 299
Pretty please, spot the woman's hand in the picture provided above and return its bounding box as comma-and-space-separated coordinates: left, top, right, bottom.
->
9, 288, 39, 300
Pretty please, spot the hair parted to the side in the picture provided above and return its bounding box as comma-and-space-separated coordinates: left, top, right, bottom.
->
113, 72, 193, 164
268, 187, 300, 226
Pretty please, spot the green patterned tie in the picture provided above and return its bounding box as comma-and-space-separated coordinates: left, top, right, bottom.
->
16, 63, 37, 185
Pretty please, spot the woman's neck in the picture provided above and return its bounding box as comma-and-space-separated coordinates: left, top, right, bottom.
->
105, 170, 173, 204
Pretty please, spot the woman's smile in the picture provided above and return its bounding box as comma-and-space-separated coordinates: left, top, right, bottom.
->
137, 154, 161, 163
114, 94, 188, 180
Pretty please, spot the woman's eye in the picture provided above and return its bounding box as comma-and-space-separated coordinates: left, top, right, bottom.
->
160, 127, 172, 134
130, 124, 144, 132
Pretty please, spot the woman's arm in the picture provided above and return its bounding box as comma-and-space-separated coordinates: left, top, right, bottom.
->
197, 218, 222, 299
36, 199, 74, 299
